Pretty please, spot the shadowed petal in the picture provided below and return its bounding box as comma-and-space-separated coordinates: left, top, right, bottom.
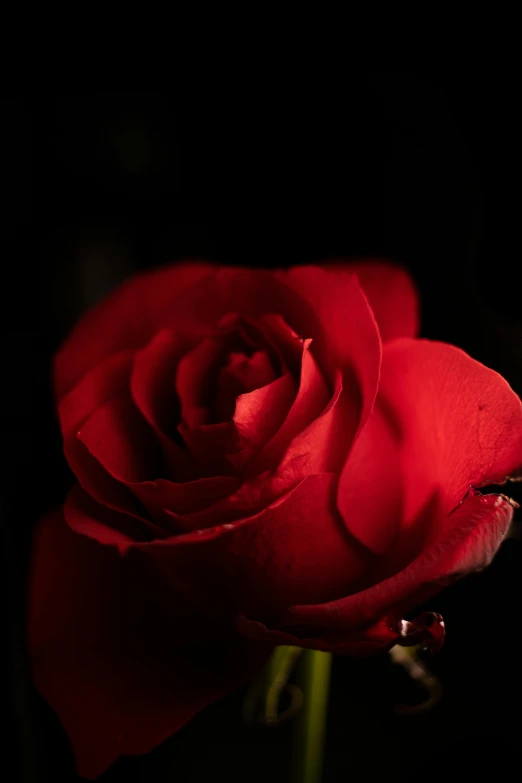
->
28, 507, 270, 779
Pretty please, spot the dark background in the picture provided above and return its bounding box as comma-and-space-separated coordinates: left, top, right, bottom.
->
4, 76, 522, 781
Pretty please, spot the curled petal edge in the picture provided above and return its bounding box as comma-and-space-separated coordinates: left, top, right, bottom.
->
237, 491, 517, 655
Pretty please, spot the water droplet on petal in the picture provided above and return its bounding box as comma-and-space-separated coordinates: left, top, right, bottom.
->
397, 612, 445, 653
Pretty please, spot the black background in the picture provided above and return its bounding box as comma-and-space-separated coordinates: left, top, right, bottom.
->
4, 75, 522, 781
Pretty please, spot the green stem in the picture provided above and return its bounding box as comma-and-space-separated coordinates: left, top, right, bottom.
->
264, 646, 302, 724
292, 650, 332, 783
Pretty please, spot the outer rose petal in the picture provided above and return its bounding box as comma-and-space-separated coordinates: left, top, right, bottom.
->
58, 353, 147, 518
133, 474, 371, 624
240, 492, 515, 652
337, 399, 403, 554
60, 476, 370, 621
55, 263, 382, 419
332, 260, 419, 341
58, 351, 134, 441
53, 264, 318, 403
54, 263, 216, 401
28, 509, 271, 779
275, 268, 382, 449
379, 339, 522, 527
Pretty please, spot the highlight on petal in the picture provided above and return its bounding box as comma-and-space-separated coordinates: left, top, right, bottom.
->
229, 372, 297, 466
216, 349, 277, 421
378, 339, 522, 527
179, 374, 297, 475
247, 339, 331, 477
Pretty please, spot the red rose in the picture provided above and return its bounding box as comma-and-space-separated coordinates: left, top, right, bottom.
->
28, 261, 522, 778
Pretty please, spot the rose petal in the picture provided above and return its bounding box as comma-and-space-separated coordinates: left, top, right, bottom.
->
213, 473, 370, 618
337, 399, 403, 554
258, 313, 305, 377
161, 468, 301, 532
58, 351, 134, 441
274, 371, 343, 476
230, 372, 297, 466
236, 614, 399, 657
135, 474, 371, 622
69, 473, 369, 618
215, 350, 277, 421
327, 260, 419, 341
54, 263, 386, 406
237, 611, 445, 657
54, 263, 216, 401
282, 491, 515, 640
246, 339, 331, 477
176, 337, 223, 428
28, 507, 270, 779
58, 353, 146, 517
178, 421, 240, 478
379, 339, 522, 526
65, 484, 169, 544
275, 268, 382, 449
180, 373, 297, 475
78, 395, 162, 483
130, 476, 240, 526
65, 436, 146, 518
54, 263, 365, 404
131, 330, 195, 479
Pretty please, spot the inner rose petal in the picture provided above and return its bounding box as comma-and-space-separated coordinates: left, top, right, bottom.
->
215, 350, 277, 421
246, 339, 331, 477
175, 338, 223, 429
78, 395, 162, 484
175, 315, 284, 430
130, 330, 196, 481
130, 476, 241, 527
179, 372, 297, 477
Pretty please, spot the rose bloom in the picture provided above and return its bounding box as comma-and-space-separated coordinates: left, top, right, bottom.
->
28, 262, 522, 778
